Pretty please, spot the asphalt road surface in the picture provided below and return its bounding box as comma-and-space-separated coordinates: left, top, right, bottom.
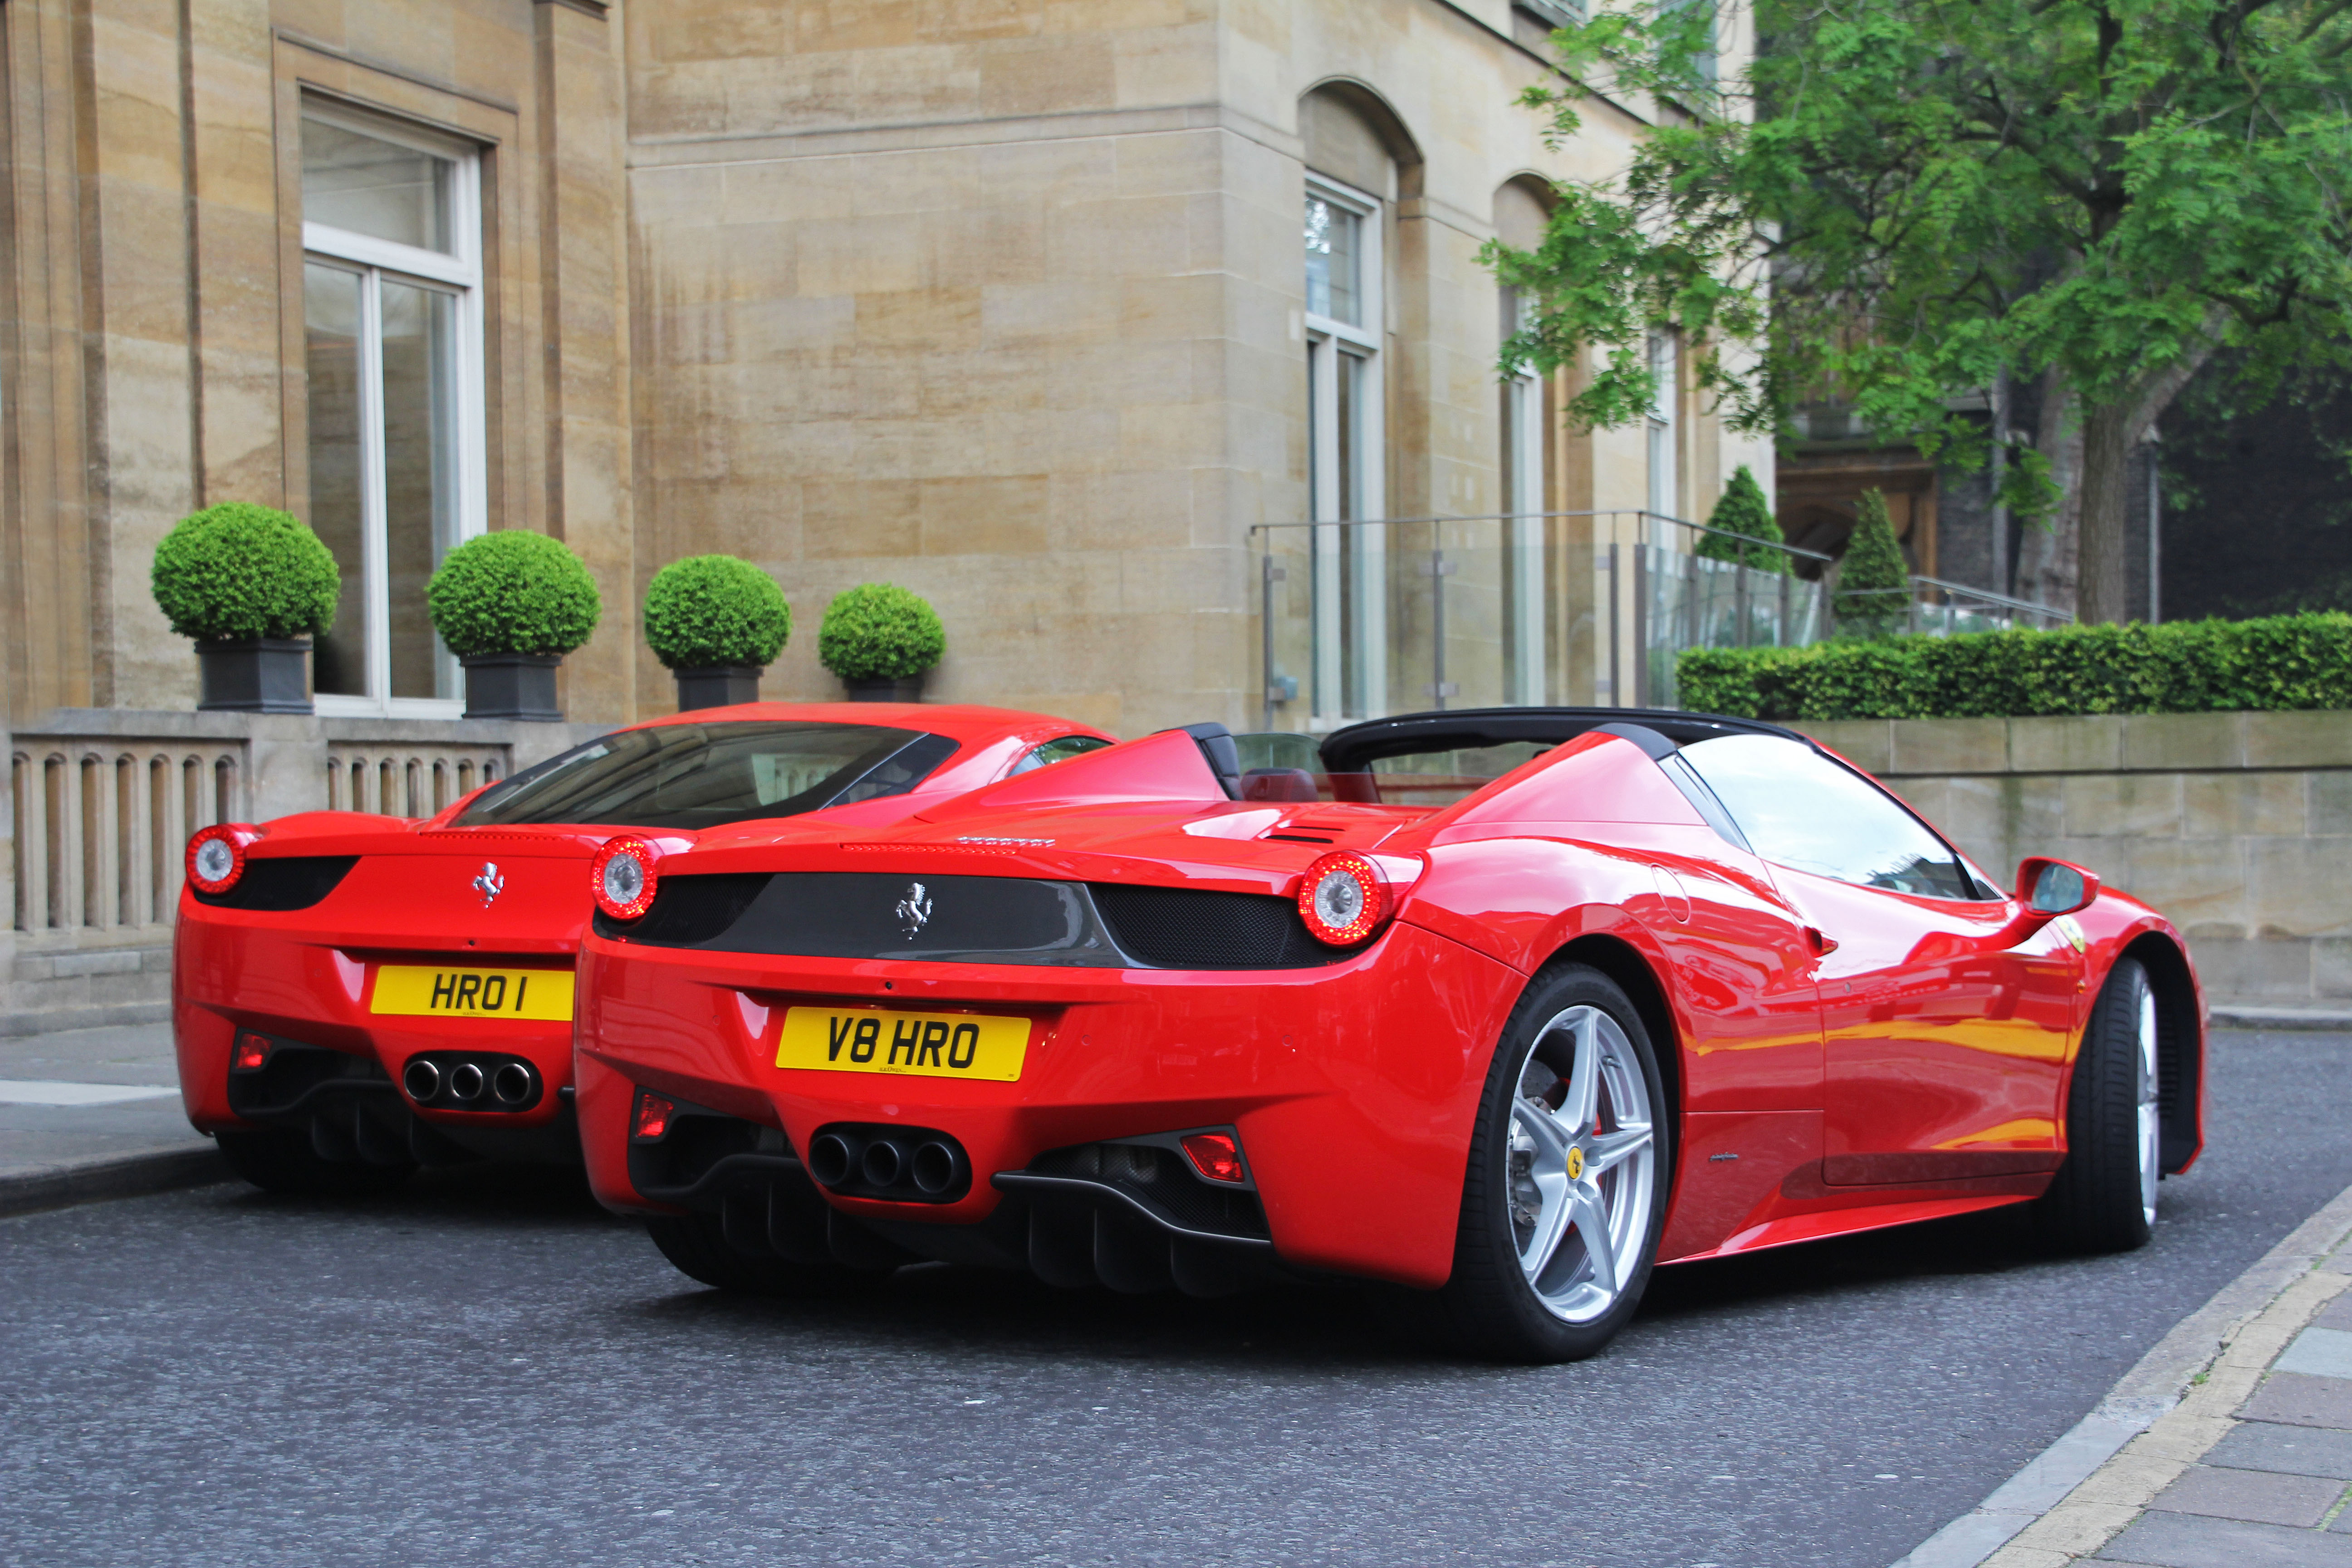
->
5, 1029, 2349, 1568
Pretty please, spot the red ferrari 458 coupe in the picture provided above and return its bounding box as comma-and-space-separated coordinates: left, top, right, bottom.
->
574, 708, 2204, 1361
172, 703, 1112, 1196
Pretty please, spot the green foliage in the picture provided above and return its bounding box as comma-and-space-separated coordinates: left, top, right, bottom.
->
150, 502, 339, 643
642, 556, 792, 671
1489, 0, 2352, 523
425, 531, 601, 659
818, 583, 946, 682
1832, 489, 1911, 637
1694, 465, 1788, 572
1677, 614, 2352, 721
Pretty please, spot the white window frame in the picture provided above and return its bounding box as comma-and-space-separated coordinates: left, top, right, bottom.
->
301, 102, 489, 720
1504, 292, 1547, 705
1646, 330, 1680, 546
1304, 173, 1386, 727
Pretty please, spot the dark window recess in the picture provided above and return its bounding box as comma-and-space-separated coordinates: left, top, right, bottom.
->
603, 872, 774, 946
1089, 883, 1353, 970
192, 856, 358, 911
1028, 1142, 1271, 1240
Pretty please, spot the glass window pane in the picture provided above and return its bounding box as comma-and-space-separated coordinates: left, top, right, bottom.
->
1304, 195, 1360, 325
304, 262, 367, 697
456, 723, 945, 830
1680, 735, 1976, 899
303, 117, 452, 254
380, 280, 462, 700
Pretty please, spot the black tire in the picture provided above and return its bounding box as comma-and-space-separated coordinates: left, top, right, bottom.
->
646, 1212, 891, 1298
1395, 964, 1673, 1363
2035, 956, 2159, 1253
216, 1128, 413, 1198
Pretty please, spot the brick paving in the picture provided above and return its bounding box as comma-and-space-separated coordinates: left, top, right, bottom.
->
1980, 1224, 2352, 1567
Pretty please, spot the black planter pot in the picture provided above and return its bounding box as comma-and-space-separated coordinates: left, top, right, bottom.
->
842, 674, 926, 703
674, 665, 763, 710
196, 638, 313, 714
461, 652, 563, 720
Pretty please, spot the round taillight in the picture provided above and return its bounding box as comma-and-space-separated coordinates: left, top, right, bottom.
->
1296, 851, 1389, 947
591, 835, 660, 922
186, 824, 256, 895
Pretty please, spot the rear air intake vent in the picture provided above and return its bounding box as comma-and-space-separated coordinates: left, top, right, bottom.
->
1086, 884, 1359, 970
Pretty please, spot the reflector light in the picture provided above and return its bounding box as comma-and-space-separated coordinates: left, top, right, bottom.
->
591, 835, 661, 922
230, 1032, 270, 1073
186, 823, 256, 896
631, 1091, 675, 1142
1296, 851, 1389, 946
1181, 1131, 1247, 1185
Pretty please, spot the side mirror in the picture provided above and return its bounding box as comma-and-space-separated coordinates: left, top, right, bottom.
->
2017, 857, 2099, 916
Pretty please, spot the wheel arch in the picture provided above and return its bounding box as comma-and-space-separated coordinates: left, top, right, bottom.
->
2121, 931, 2204, 1175
1536, 932, 1684, 1139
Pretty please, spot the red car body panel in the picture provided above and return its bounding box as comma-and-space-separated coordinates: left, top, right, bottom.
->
173, 704, 1113, 1145
573, 718, 2208, 1290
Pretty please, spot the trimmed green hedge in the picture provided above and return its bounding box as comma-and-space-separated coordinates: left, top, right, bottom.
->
151, 502, 340, 643
426, 531, 601, 658
643, 555, 792, 670
818, 583, 945, 682
1679, 613, 2352, 721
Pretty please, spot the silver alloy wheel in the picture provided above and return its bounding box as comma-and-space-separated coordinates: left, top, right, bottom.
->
2136, 987, 2161, 1227
1505, 1004, 1657, 1324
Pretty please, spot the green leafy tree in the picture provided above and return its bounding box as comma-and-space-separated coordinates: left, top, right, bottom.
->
1487, 0, 2352, 623
1695, 464, 1788, 571
642, 556, 792, 670
1833, 489, 1911, 636
151, 502, 339, 643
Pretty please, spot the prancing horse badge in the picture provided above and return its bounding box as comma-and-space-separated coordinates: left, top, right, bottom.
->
894, 881, 933, 939
473, 862, 505, 907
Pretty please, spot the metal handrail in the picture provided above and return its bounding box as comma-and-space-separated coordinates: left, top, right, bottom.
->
1248, 510, 1839, 565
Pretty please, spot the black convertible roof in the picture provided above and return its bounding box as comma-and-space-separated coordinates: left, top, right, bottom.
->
1317, 707, 1809, 774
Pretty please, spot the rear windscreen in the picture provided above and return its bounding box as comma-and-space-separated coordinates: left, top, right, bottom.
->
454, 722, 957, 831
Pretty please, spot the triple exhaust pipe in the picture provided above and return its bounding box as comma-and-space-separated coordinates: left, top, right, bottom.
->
401, 1055, 539, 1111
806, 1127, 969, 1201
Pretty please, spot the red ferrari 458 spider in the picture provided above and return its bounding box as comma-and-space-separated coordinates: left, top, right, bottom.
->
574, 708, 2204, 1361
172, 703, 1112, 1196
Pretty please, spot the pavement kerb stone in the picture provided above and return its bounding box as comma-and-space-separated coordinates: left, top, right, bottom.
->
1895, 1178, 2352, 1568
0, 1144, 228, 1221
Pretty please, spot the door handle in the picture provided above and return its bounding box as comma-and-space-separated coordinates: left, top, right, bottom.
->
1805, 926, 1839, 956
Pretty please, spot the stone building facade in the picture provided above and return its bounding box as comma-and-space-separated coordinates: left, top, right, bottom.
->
2, 0, 1768, 1029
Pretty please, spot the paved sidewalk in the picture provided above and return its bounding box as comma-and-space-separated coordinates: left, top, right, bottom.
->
0, 1022, 223, 1216
1975, 1202, 2352, 1567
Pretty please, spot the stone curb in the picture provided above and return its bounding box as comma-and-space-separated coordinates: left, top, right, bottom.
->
0, 1144, 230, 1220
2207, 1005, 2352, 1032
1892, 1179, 2352, 1568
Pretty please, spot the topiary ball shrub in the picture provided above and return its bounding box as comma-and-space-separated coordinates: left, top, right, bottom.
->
643, 555, 792, 671
426, 531, 602, 659
818, 583, 946, 682
151, 502, 340, 644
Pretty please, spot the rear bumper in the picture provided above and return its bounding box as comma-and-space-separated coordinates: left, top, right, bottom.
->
173, 906, 579, 1158
575, 920, 1523, 1289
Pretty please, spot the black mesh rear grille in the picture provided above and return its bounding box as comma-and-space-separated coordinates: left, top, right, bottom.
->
600, 872, 773, 945
1029, 1142, 1270, 1240
193, 856, 358, 911
1088, 884, 1353, 970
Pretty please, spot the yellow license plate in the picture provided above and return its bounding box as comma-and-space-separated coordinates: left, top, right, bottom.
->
369, 965, 574, 1021
774, 1006, 1029, 1083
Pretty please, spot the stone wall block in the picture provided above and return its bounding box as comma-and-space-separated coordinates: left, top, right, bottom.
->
2313, 773, 2352, 836
2244, 710, 2352, 769
2182, 935, 2313, 1002
2182, 772, 2308, 839
2245, 838, 2352, 937
2059, 773, 2184, 839
2009, 714, 2122, 774
2123, 711, 2246, 771
1802, 720, 1894, 774
2313, 938, 2352, 1001
2117, 839, 2247, 932
1889, 717, 2007, 774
